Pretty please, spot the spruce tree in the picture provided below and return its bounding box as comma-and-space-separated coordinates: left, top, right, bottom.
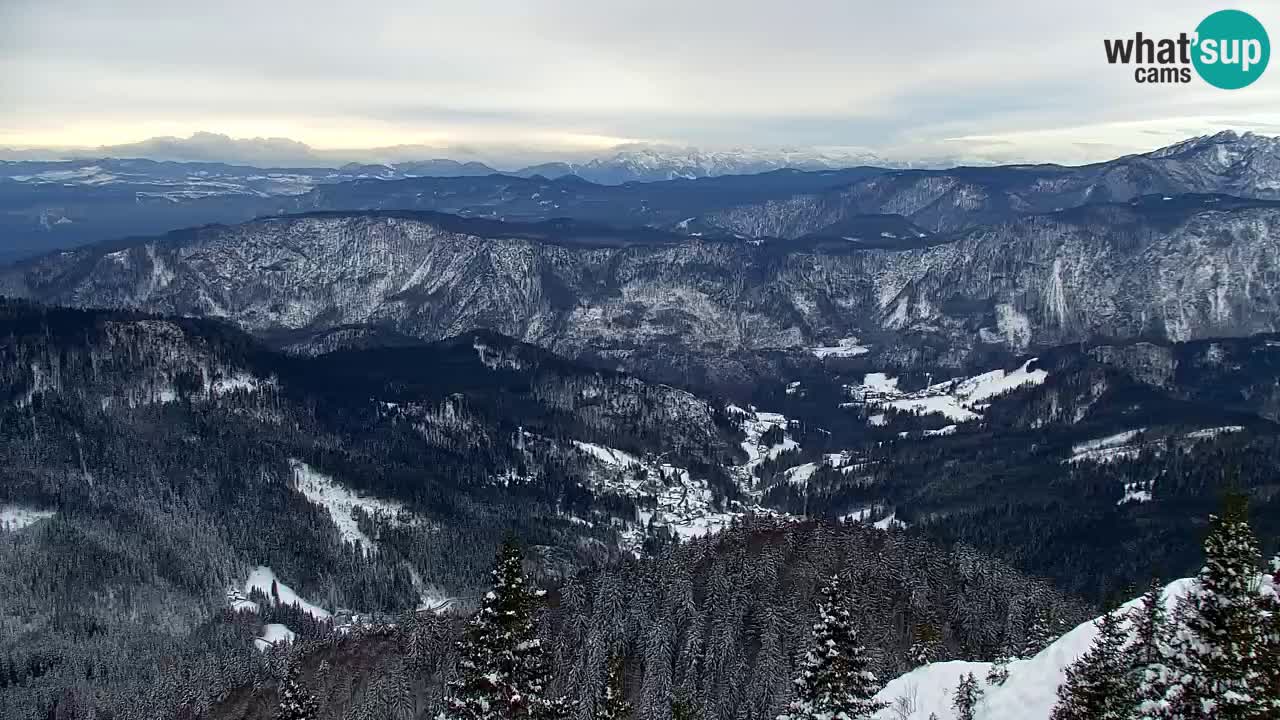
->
985, 654, 1010, 687
670, 692, 700, 720
274, 662, 320, 720
1129, 580, 1167, 669
596, 655, 631, 720
1257, 556, 1280, 717
1049, 607, 1135, 720
951, 673, 983, 720
1130, 580, 1176, 719
441, 539, 564, 720
778, 575, 888, 720
1143, 496, 1267, 720
1023, 609, 1056, 658
908, 622, 942, 668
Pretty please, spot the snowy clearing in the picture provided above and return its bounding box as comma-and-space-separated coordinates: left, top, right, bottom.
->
290, 459, 410, 554
210, 373, 275, 395
1184, 425, 1244, 440
846, 360, 1047, 424
1068, 429, 1145, 464
785, 462, 819, 485
811, 337, 871, 359
572, 441, 641, 468
254, 623, 296, 652
1117, 488, 1153, 505
244, 566, 331, 620
0, 506, 55, 531
732, 407, 798, 471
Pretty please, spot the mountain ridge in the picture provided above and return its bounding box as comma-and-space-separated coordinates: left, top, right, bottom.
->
6, 195, 1279, 388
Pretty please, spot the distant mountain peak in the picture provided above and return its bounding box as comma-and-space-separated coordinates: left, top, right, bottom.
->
1146, 129, 1278, 159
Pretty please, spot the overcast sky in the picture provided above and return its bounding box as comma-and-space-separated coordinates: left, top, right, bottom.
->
2, 0, 1279, 163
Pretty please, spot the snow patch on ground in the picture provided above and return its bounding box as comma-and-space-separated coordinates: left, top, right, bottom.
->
243, 566, 331, 620
254, 623, 296, 652
1068, 429, 1145, 464
731, 407, 798, 472
210, 373, 274, 395
873, 513, 908, 530
473, 340, 524, 370
1184, 425, 1244, 440
845, 361, 1047, 424
861, 373, 900, 394
572, 441, 641, 468
785, 462, 820, 485
0, 506, 55, 531
574, 407, 800, 552
1117, 488, 1153, 505
290, 459, 411, 555
839, 505, 903, 530
811, 337, 872, 358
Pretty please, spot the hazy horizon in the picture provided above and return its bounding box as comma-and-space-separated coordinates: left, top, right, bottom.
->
3, 1, 1279, 166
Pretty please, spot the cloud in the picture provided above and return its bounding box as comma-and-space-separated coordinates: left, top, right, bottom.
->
2, 0, 1279, 163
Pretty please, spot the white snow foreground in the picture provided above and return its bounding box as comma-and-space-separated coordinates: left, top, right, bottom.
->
872, 578, 1197, 720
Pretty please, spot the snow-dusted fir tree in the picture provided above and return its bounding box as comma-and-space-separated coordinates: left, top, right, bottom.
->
1257, 556, 1280, 716
985, 642, 1013, 687
595, 655, 631, 720
670, 691, 701, 720
1023, 609, 1056, 658
1140, 496, 1267, 720
1128, 580, 1176, 717
984, 657, 1009, 687
778, 575, 887, 720
950, 673, 983, 720
1049, 607, 1135, 720
275, 662, 320, 720
440, 539, 565, 720
1129, 580, 1168, 670
907, 622, 942, 668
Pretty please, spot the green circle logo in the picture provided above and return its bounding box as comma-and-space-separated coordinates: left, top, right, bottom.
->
1193, 10, 1270, 89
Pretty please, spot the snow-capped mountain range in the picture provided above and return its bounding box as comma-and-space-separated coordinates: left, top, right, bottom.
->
702, 130, 1280, 236
4, 130, 1280, 264
0, 134, 895, 188
516, 144, 892, 184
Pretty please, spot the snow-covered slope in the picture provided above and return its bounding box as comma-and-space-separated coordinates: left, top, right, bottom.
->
290, 459, 414, 555
872, 579, 1198, 720
844, 360, 1048, 424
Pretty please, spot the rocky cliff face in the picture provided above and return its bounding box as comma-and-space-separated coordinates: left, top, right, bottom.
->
5, 196, 1279, 387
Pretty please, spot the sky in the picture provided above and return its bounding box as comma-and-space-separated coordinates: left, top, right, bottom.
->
2, 0, 1280, 165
